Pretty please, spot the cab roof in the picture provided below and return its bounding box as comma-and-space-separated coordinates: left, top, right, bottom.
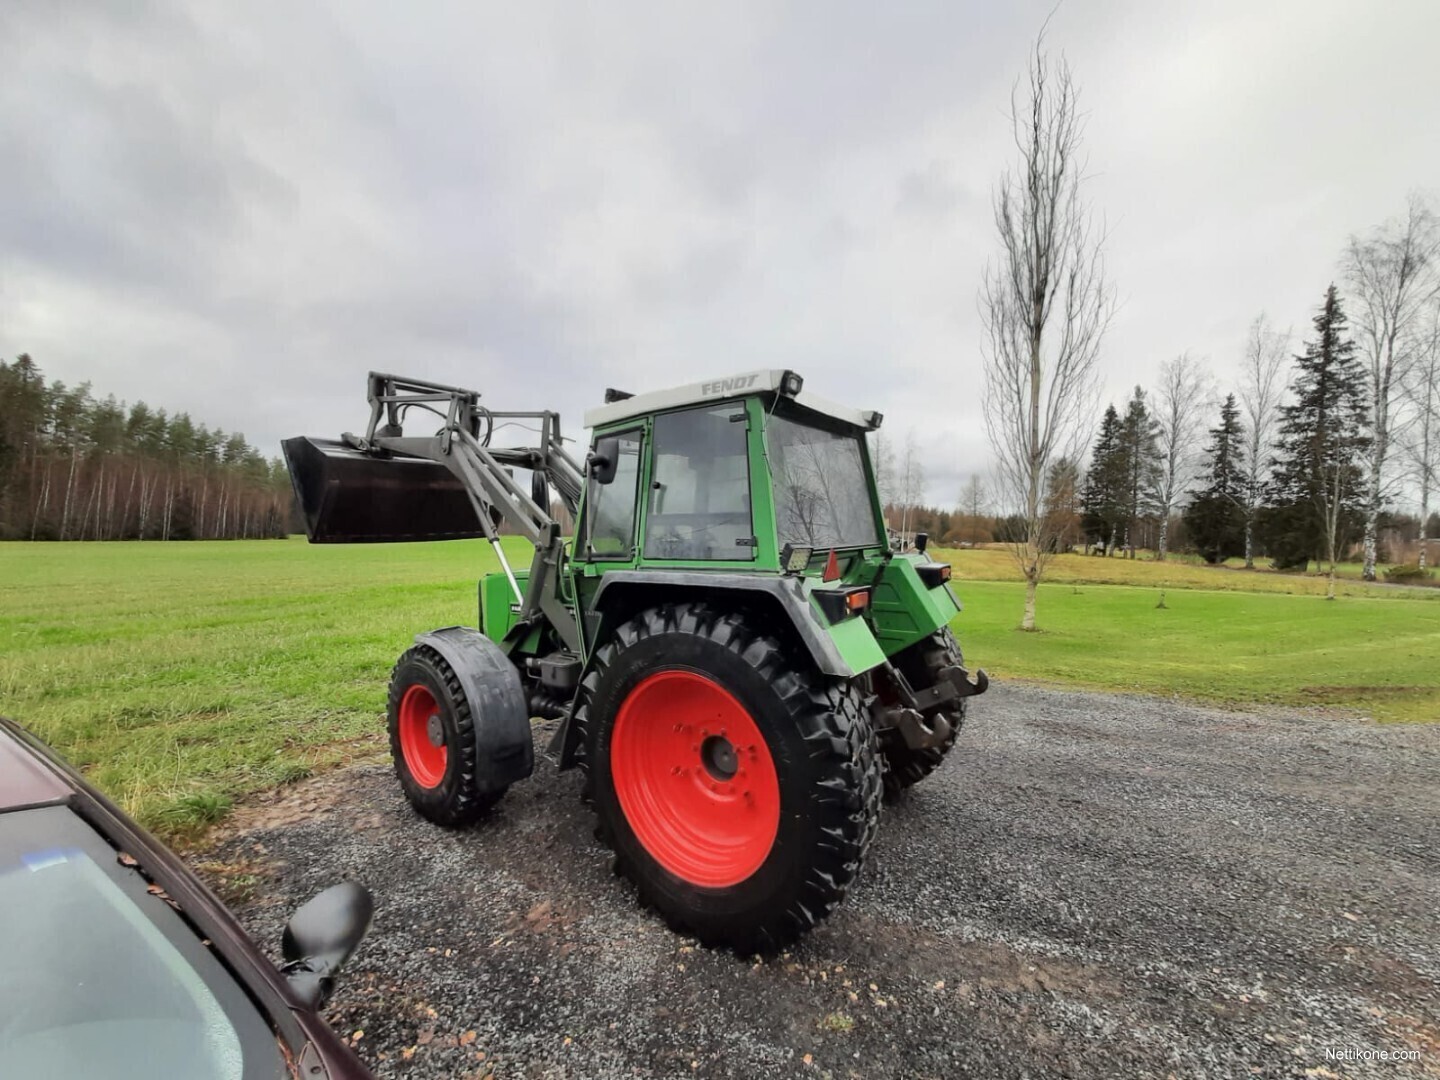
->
582, 369, 883, 433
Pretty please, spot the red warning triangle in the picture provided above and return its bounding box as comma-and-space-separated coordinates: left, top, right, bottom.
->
823, 549, 840, 582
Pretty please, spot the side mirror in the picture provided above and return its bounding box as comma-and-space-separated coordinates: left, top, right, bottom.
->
281, 881, 373, 1009
588, 436, 620, 485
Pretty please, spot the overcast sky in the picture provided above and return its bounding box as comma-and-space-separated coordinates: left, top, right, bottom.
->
3, 0, 1438, 507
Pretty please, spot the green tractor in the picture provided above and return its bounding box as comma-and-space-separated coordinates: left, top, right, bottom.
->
284, 370, 986, 951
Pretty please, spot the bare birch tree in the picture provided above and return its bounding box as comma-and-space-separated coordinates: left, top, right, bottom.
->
1343, 194, 1440, 579
898, 430, 926, 541
1406, 299, 1440, 570
980, 33, 1112, 630
1150, 353, 1212, 561
1238, 314, 1289, 568
960, 472, 989, 544
869, 430, 895, 529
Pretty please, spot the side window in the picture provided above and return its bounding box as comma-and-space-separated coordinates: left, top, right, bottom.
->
645, 405, 754, 561
584, 430, 642, 557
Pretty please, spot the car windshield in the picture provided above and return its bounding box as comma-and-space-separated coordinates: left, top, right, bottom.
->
766, 412, 881, 549
0, 805, 284, 1080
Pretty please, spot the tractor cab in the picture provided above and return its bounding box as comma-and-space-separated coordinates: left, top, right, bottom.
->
576, 369, 886, 572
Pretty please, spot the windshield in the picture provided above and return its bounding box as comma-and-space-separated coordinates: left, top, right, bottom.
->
0, 805, 284, 1079
766, 412, 880, 549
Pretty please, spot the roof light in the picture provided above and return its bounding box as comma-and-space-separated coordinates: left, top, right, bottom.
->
781, 371, 804, 396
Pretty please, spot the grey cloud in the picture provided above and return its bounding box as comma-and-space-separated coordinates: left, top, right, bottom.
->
3, 0, 1440, 511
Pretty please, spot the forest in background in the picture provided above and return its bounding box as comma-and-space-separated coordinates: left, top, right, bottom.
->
0, 355, 293, 541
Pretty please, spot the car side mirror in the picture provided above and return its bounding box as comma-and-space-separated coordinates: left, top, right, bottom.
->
588, 436, 620, 485
281, 881, 373, 1009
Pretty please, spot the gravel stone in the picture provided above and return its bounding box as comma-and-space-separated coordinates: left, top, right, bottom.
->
199, 684, 1440, 1079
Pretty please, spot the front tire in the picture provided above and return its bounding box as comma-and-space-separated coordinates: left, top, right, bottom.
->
575, 605, 881, 952
880, 627, 967, 801
388, 644, 505, 826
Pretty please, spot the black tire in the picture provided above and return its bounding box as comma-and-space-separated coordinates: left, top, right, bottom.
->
388, 644, 505, 826
574, 604, 882, 952
880, 627, 966, 801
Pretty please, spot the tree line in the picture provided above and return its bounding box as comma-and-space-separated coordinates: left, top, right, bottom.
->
974, 27, 1440, 627
0, 355, 294, 541
1077, 244, 1439, 596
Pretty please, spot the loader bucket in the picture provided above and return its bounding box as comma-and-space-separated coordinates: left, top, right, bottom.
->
283, 436, 485, 543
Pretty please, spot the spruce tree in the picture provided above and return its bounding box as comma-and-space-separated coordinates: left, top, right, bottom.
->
1183, 394, 1246, 563
1118, 386, 1160, 558
1081, 405, 1125, 553
1261, 285, 1370, 582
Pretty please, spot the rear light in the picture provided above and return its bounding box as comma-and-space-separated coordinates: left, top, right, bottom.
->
822, 548, 840, 582
813, 586, 870, 623
916, 563, 952, 588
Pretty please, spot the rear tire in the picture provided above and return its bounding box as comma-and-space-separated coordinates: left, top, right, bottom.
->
880, 627, 966, 801
574, 604, 881, 952
388, 644, 505, 826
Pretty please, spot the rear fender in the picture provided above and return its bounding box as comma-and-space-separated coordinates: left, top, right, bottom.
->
415, 626, 534, 792
547, 572, 886, 769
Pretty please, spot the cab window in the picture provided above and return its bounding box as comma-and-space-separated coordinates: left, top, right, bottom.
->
645, 405, 754, 561
583, 429, 643, 558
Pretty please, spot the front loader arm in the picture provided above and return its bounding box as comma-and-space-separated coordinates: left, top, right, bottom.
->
283, 372, 585, 654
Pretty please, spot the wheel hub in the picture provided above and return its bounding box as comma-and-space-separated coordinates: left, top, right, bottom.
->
610, 670, 781, 888
397, 683, 448, 789
700, 734, 738, 781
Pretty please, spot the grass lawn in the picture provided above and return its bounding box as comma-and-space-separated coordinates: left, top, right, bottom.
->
2, 538, 1437, 835
933, 546, 1438, 597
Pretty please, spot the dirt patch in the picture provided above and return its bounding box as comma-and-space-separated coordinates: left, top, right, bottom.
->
212, 765, 366, 837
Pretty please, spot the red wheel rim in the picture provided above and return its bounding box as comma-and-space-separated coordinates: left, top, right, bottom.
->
398, 683, 447, 788
611, 670, 781, 888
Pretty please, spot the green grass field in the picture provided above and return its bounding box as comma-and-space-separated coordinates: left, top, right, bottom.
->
2, 538, 1437, 835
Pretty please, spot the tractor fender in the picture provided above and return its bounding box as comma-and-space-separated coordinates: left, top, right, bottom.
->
547, 572, 873, 771
415, 626, 534, 792
588, 571, 857, 677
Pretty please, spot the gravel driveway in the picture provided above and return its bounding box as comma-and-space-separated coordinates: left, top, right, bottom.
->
201, 685, 1440, 1079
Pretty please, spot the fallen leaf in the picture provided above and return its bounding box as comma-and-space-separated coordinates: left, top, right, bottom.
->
802, 1053, 813, 1066
460, 1031, 477, 1047
117, 852, 139, 868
